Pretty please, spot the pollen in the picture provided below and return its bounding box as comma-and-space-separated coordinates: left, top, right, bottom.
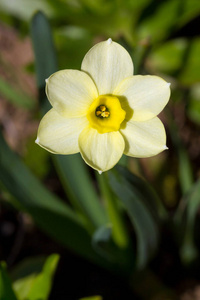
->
95, 105, 110, 118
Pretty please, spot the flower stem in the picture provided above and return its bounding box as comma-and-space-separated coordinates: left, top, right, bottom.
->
97, 172, 130, 249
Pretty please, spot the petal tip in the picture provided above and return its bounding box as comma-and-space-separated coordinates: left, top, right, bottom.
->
35, 137, 40, 144
107, 38, 112, 45
45, 78, 49, 84
167, 82, 171, 87
98, 170, 103, 175
164, 145, 169, 150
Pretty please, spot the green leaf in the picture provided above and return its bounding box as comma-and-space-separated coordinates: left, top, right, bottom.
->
92, 225, 115, 260
188, 84, 200, 125
137, 0, 181, 42
148, 38, 187, 75
13, 274, 36, 300
137, 0, 200, 44
23, 136, 50, 179
92, 225, 133, 272
54, 155, 107, 229
0, 262, 18, 300
27, 254, 59, 300
31, 11, 107, 229
0, 77, 35, 110
12, 256, 48, 300
79, 296, 102, 300
11, 257, 46, 282
108, 166, 159, 269
175, 179, 200, 264
179, 38, 200, 86
30, 11, 57, 113
96, 172, 130, 249
54, 26, 93, 70
178, 0, 200, 27
0, 131, 100, 264
148, 37, 200, 86
168, 112, 193, 194
12, 255, 59, 300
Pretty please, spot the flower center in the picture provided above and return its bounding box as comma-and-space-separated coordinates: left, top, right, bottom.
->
95, 105, 110, 118
87, 95, 126, 134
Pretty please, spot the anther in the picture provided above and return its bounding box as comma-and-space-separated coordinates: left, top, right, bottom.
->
96, 111, 102, 116
95, 104, 110, 118
101, 111, 110, 117
100, 105, 106, 112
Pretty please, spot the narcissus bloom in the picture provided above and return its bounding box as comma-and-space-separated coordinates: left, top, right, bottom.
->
36, 38, 170, 173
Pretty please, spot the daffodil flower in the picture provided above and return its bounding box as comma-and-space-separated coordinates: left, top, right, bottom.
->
36, 38, 170, 173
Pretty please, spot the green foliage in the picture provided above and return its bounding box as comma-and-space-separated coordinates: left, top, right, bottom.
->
30, 10, 57, 113
97, 172, 130, 249
54, 155, 107, 230
109, 166, 159, 269
175, 179, 200, 264
0, 131, 100, 263
22, 254, 59, 300
23, 136, 50, 179
137, 0, 182, 42
0, 255, 59, 300
54, 26, 93, 69
179, 38, 200, 86
188, 84, 200, 124
79, 296, 102, 300
92, 224, 133, 273
148, 38, 188, 74
0, 262, 18, 300
168, 113, 194, 195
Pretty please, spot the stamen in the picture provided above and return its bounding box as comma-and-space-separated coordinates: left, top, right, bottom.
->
95, 104, 110, 118
100, 105, 106, 112
96, 111, 102, 116
101, 111, 110, 117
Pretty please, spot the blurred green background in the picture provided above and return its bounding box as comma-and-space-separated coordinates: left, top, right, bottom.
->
1, 0, 200, 299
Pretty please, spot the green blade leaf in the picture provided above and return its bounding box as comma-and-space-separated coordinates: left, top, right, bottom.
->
148, 38, 188, 75
54, 155, 108, 229
27, 254, 59, 300
168, 110, 193, 194
96, 172, 130, 249
79, 296, 102, 300
175, 179, 200, 264
11, 256, 46, 300
0, 131, 99, 264
13, 274, 36, 300
31, 11, 107, 229
12, 255, 59, 300
92, 225, 115, 260
179, 38, 200, 86
137, 0, 181, 43
0, 262, 18, 300
92, 225, 133, 273
108, 166, 159, 269
30, 10, 57, 113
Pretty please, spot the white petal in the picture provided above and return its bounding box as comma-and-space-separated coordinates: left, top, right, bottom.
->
79, 127, 125, 172
81, 39, 133, 95
120, 117, 167, 157
36, 108, 88, 154
46, 70, 98, 118
114, 75, 170, 121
